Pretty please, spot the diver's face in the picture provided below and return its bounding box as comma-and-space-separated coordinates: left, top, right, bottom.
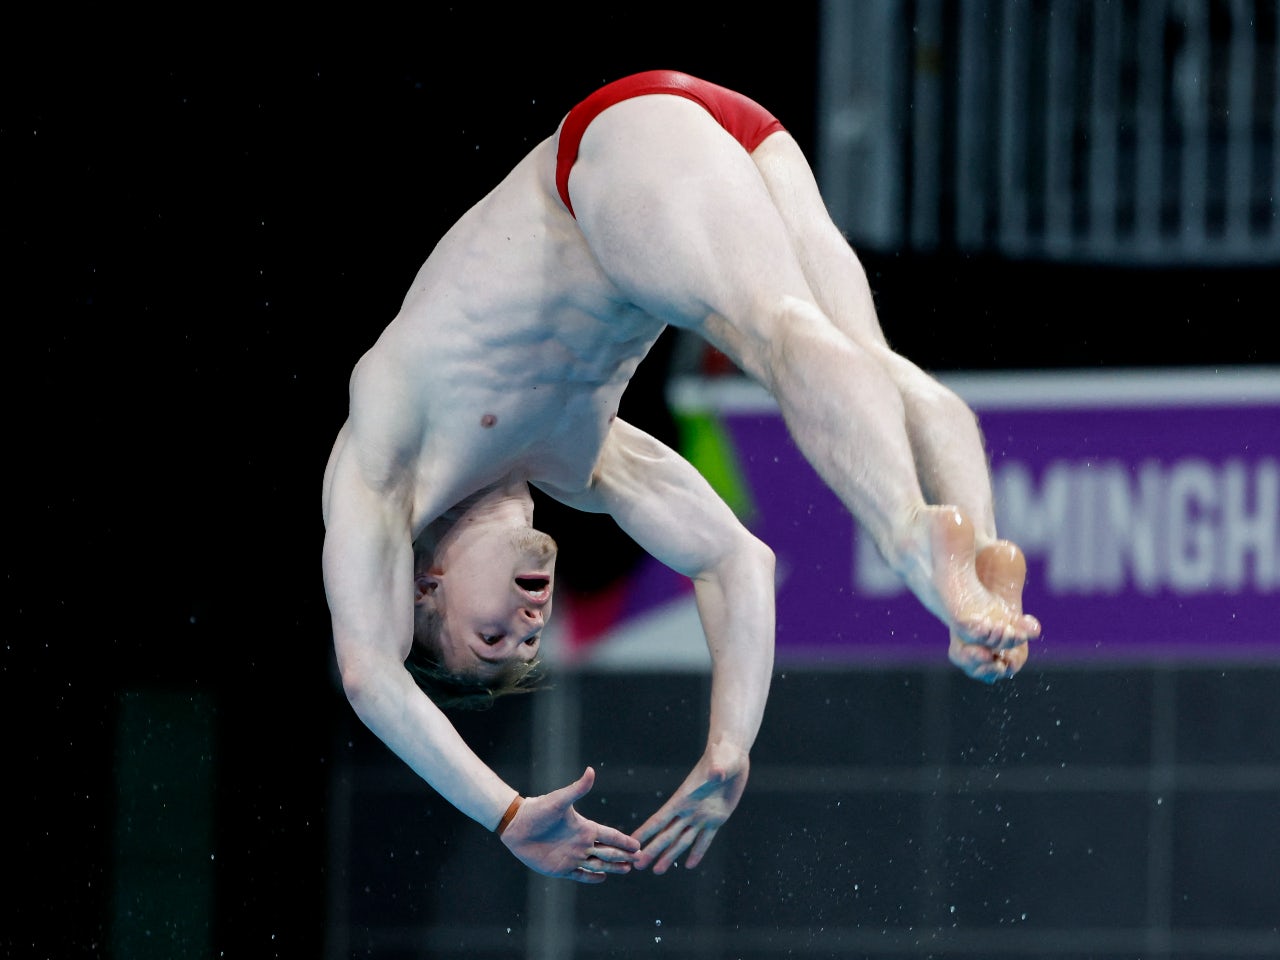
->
425, 523, 557, 679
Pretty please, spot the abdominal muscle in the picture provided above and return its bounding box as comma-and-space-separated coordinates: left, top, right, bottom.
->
348, 131, 670, 529
355, 145, 668, 532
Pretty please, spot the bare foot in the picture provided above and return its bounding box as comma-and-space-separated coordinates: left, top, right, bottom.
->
895, 505, 1040, 649
949, 540, 1035, 683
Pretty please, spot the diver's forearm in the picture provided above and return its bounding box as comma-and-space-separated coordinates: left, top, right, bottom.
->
345, 664, 517, 829
694, 542, 776, 755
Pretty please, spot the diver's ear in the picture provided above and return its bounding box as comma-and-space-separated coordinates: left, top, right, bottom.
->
414, 568, 442, 605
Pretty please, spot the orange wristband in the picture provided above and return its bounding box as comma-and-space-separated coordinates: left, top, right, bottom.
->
495, 795, 523, 836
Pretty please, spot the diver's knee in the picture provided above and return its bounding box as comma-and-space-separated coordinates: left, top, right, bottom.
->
757, 296, 846, 383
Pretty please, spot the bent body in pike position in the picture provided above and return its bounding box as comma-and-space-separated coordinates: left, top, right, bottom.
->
322, 71, 1041, 883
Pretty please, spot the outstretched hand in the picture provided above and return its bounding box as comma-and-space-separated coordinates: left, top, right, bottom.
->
499, 766, 640, 883
631, 742, 749, 875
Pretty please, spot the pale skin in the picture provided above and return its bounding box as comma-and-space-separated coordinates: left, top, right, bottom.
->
321, 88, 1039, 882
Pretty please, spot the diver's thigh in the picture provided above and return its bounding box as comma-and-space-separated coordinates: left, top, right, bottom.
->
567, 97, 812, 330
750, 134, 891, 351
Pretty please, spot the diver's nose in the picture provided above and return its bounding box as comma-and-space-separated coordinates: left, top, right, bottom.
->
519, 606, 544, 627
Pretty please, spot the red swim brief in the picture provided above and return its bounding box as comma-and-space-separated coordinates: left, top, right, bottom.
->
554, 70, 787, 218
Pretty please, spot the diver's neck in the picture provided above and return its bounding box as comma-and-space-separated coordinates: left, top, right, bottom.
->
418, 477, 534, 553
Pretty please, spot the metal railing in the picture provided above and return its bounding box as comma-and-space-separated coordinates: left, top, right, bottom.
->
819, 0, 1280, 264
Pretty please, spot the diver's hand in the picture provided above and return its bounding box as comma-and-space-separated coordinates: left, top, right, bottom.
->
631, 742, 749, 874
499, 767, 639, 883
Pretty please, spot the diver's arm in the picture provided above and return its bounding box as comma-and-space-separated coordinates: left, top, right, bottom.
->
537, 418, 775, 871
322, 435, 638, 880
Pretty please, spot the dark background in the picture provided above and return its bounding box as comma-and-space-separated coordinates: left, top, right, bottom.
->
4, 7, 1273, 958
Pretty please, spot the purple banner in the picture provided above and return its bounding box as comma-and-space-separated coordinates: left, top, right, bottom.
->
562, 370, 1279, 668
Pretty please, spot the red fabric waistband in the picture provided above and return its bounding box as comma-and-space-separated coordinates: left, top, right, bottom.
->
554, 70, 786, 218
